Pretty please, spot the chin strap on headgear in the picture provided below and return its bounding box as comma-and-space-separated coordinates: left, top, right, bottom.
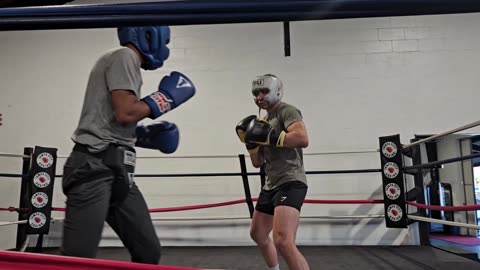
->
118, 26, 170, 70
251, 74, 283, 107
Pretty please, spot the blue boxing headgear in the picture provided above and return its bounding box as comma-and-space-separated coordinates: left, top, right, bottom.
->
118, 26, 170, 70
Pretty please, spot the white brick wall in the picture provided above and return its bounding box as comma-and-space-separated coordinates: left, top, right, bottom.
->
379, 28, 405, 40
393, 40, 418, 52
2, 12, 480, 249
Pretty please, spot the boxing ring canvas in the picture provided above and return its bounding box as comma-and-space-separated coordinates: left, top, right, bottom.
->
1, 0, 480, 269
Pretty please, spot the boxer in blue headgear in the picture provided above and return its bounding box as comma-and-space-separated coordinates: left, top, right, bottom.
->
62, 25, 195, 264
118, 26, 170, 70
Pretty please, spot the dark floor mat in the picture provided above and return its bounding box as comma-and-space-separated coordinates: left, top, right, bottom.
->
38, 246, 480, 270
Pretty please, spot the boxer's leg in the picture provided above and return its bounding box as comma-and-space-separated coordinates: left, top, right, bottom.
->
106, 184, 161, 264
61, 151, 113, 258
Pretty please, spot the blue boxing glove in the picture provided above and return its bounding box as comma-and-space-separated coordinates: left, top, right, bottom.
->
142, 71, 196, 119
135, 121, 179, 154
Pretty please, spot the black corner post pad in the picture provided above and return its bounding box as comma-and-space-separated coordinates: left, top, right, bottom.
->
379, 134, 408, 228
25, 146, 58, 236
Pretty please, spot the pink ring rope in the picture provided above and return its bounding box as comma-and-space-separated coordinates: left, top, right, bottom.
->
0, 250, 203, 270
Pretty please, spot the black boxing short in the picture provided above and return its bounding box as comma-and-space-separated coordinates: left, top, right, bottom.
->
255, 181, 308, 215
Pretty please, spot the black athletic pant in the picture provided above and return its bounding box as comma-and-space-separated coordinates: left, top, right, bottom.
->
61, 149, 161, 264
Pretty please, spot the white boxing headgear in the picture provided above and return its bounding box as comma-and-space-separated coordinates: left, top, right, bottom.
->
251, 74, 283, 107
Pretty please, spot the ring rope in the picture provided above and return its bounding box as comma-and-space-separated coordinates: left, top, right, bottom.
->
0, 199, 384, 217
403, 152, 480, 172
0, 249, 203, 270
0, 153, 28, 158
150, 215, 385, 221
407, 201, 480, 211
0, 168, 382, 179
305, 199, 384, 204
403, 119, 480, 149
4, 214, 385, 228
49, 215, 385, 223
0, 207, 25, 212
6, 201, 478, 216
0, 173, 23, 178
71, 154, 241, 159
304, 149, 379, 155
16, 215, 480, 230
0, 220, 27, 227
47, 198, 384, 213
0, 149, 380, 160
408, 215, 480, 230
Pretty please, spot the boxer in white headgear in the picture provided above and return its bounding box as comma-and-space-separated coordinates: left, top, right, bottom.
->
251, 74, 283, 110
235, 74, 310, 270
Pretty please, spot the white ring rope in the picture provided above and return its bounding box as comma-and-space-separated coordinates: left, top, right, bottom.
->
303, 150, 379, 156
151, 214, 385, 221
1, 149, 380, 160
403, 119, 480, 149
0, 153, 29, 158
0, 220, 27, 226
408, 215, 480, 230
2, 215, 384, 226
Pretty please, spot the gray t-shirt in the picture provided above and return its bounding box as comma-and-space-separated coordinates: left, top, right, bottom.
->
72, 47, 143, 152
263, 102, 307, 190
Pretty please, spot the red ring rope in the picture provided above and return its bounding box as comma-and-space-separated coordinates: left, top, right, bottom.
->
406, 201, 480, 211
8, 200, 479, 214
43, 199, 384, 213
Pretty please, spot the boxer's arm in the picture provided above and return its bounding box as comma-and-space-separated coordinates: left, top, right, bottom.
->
250, 147, 265, 168
282, 120, 309, 148
112, 90, 151, 125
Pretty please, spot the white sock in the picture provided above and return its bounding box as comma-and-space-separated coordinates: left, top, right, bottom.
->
269, 265, 280, 270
